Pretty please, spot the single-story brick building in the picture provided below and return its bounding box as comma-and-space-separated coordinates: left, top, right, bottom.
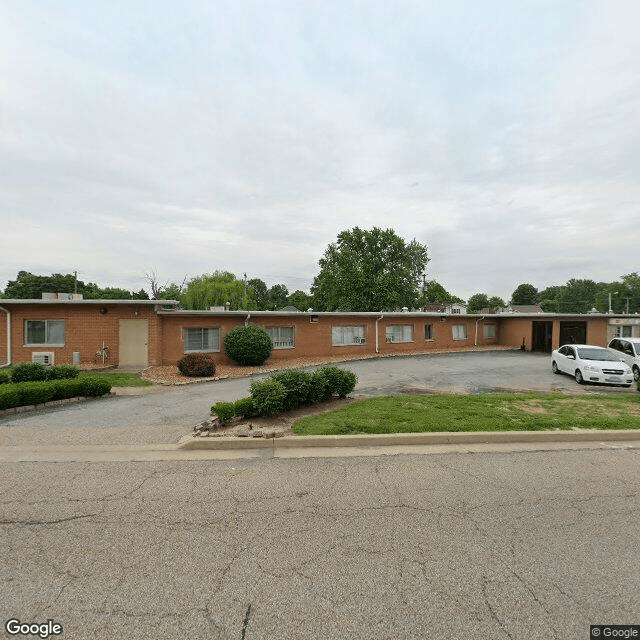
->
1, 296, 639, 369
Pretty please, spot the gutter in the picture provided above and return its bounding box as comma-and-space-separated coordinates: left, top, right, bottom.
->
375, 314, 384, 353
474, 316, 485, 346
0, 305, 10, 367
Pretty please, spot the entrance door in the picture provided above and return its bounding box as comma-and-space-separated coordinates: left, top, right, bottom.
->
119, 319, 149, 368
532, 321, 553, 352
559, 321, 587, 346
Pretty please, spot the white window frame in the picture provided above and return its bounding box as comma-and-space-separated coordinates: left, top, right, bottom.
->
24, 320, 65, 346
452, 324, 468, 340
386, 325, 414, 343
332, 325, 366, 346
183, 327, 220, 353
424, 324, 434, 341
483, 324, 496, 339
267, 326, 295, 349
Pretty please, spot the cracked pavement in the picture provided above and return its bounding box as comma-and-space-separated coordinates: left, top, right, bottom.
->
2, 449, 639, 639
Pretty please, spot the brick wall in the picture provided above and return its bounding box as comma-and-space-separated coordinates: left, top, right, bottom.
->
5, 303, 161, 367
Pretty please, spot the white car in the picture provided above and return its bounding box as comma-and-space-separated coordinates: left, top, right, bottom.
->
551, 344, 633, 387
607, 337, 640, 381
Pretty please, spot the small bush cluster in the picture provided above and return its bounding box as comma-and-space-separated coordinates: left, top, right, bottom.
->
210, 366, 357, 422
178, 353, 216, 377
0, 375, 113, 411
0, 369, 11, 385
224, 324, 273, 366
7, 362, 80, 384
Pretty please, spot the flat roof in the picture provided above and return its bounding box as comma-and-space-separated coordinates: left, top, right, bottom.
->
0, 299, 179, 305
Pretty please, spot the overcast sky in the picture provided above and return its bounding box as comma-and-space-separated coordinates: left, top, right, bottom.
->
1, 1, 638, 301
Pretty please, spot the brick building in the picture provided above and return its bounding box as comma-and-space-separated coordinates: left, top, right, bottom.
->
0, 296, 638, 369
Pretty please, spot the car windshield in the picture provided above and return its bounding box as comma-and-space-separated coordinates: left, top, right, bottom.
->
577, 348, 620, 361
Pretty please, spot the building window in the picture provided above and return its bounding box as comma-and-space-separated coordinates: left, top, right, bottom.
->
386, 325, 413, 343
452, 308, 461, 314
452, 324, 467, 340
332, 325, 366, 346
267, 326, 294, 348
483, 324, 496, 339
183, 327, 220, 352
615, 326, 633, 338
424, 324, 434, 340
25, 320, 65, 345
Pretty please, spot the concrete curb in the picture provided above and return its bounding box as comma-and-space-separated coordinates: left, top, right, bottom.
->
178, 428, 640, 451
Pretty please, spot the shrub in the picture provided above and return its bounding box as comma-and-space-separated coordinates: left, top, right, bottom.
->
11, 362, 48, 383
45, 364, 80, 381
178, 353, 216, 377
224, 324, 273, 366
17, 381, 57, 406
0, 369, 11, 385
79, 375, 113, 397
270, 369, 314, 410
211, 401, 235, 424
233, 396, 258, 418
309, 369, 331, 403
317, 366, 357, 398
250, 378, 287, 416
0, 384, 20, 410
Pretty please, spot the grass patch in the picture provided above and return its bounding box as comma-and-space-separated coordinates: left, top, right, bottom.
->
79, 371, 151, 387
291, 393, 640, 436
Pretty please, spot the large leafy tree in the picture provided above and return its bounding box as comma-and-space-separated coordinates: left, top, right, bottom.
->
267, 284, 289, 310
423, 280, 453, 304
247, 278, 268, 310
287, 290, 313, 310
510, 283, 539, 306
181, 271, 255, 310
2, 271, 147, 299
311, 227, 429, 311
467, 293, 490, 314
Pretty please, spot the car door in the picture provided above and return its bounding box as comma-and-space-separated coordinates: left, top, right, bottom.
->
557, 346, 575, 374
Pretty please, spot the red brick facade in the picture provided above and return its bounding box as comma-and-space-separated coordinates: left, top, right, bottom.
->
0, 300, 625, 369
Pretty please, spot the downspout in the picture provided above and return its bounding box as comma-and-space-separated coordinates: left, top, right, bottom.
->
0, 305, 10, 367
245, 312, 251, 326
375, 314, 384, 353
474, 316, 485, 347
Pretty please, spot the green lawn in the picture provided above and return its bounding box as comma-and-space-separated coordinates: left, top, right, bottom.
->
79, 371, 151, 387
292, 392, 640, 436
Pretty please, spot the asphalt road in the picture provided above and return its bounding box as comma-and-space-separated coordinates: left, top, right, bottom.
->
2, 448, 639, 640
0, 351, 635, 447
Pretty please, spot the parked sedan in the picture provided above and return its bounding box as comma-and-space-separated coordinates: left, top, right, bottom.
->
608, 337, 640, 381
551, 344, 633, 386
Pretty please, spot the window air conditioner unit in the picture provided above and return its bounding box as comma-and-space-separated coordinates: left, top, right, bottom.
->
354, 337, 366, 344
32, 352, 54, 365
386, 336, 394, 343
309, 315, 319, 323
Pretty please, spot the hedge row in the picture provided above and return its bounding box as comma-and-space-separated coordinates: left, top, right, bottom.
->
211, 366, 357, 423
0, 376, 113, 411
0, 362, 80, 384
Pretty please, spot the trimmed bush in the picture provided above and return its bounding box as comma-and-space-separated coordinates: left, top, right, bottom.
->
308, 369, 331, 403
317, 366, 357, 398
0, 369, 11, 385
0, 384, 20, 410
250, 378, 287, 416
224, 324, 273, 366
17, 381, 57, 406
79, 375, 113, 397
211, 401, 235, 424
178, 353, 216, 377
270, 369, 314, 410
233, 396, 258, 418
11, 362, 48, 383
45, 364, 80, 381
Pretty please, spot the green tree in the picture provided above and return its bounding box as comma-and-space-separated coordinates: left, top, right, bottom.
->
560, 279, 598, 314
287, 290, 313, 310
267, 284, 289, 310
487, 296, 505, 309
311, 227, 429, 311
181, 271, 255, 310
539, 285, 565, 312
467, 293, 489, 314
510, 283, 539, 306
423, 280, 453, 304
248, 278, 268, 310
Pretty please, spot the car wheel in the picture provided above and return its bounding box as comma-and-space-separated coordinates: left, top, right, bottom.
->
575, 369, 584, 384
552, 361, 559, 374
633, 366, 640, 381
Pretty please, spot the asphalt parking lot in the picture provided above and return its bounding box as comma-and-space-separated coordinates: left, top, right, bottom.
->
0, 350, 635, 447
